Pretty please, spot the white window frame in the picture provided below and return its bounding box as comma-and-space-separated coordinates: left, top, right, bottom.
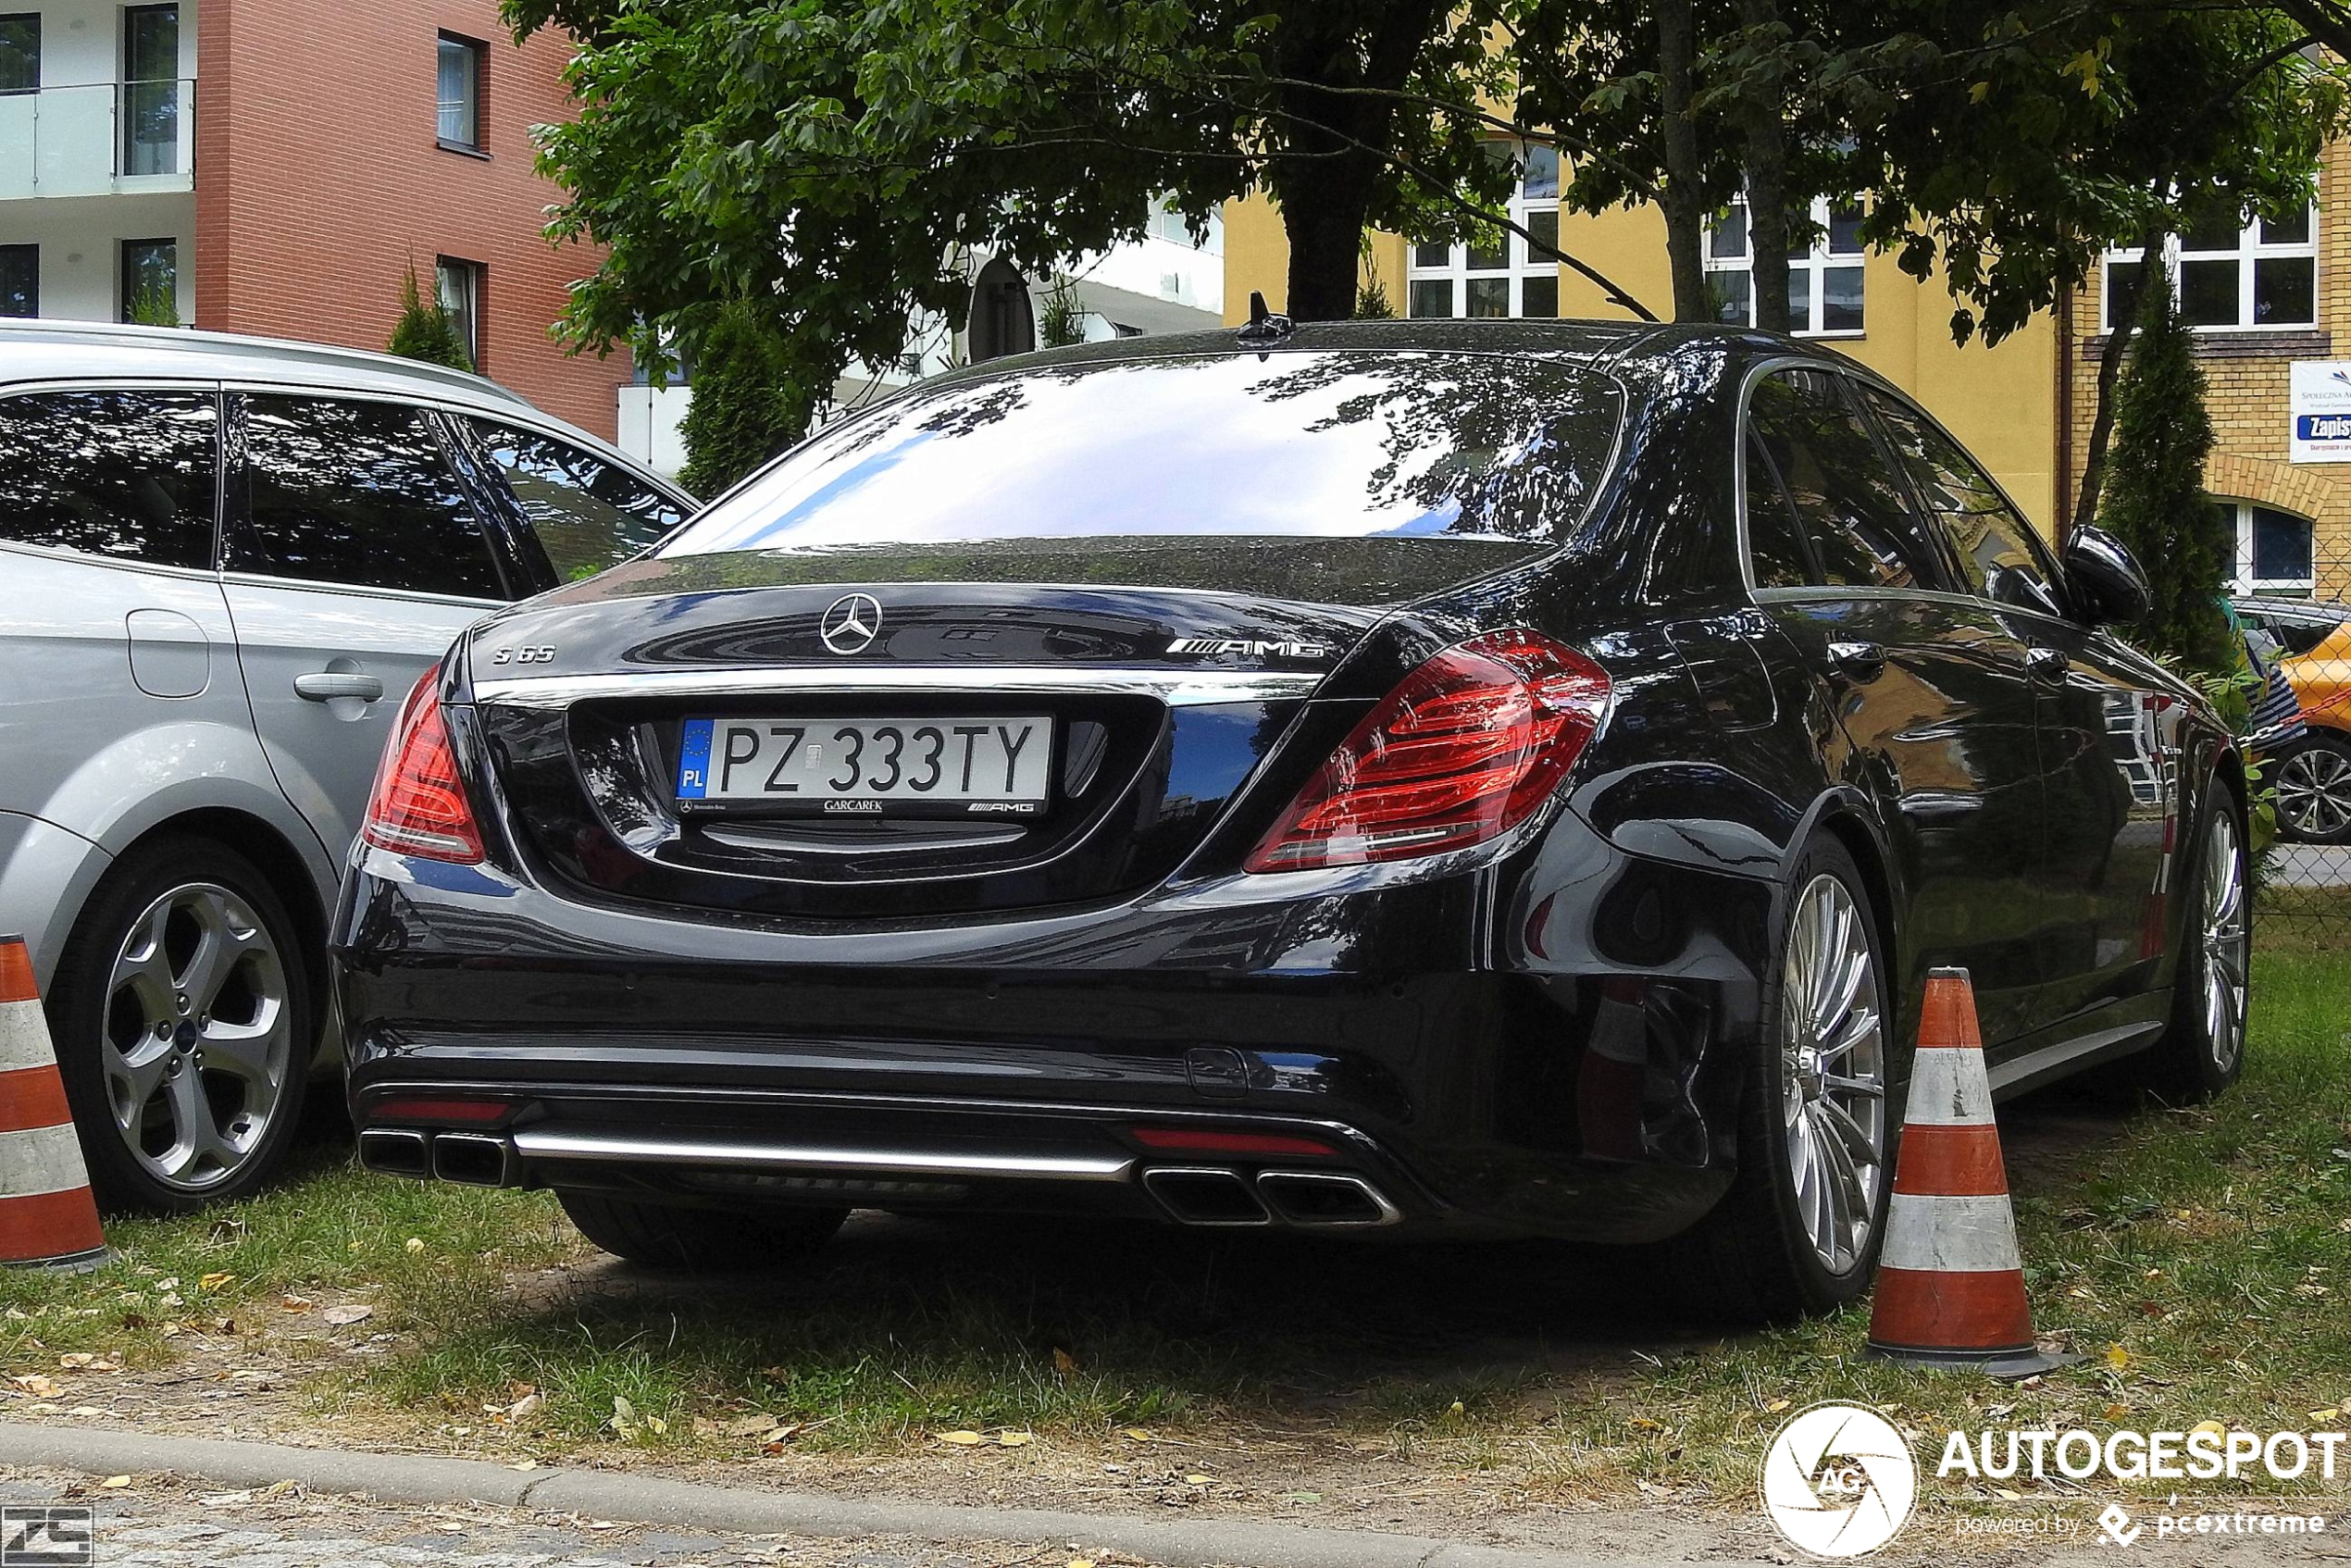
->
2102, 208, 2318, 333
1701, 196, 1866, 338
2219, 497, 2317, 595
1404, 141, 1561, 320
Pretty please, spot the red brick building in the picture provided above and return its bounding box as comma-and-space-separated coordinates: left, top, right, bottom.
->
1, 0, 624, 438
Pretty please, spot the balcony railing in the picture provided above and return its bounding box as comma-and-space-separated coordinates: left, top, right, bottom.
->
0, 80, 196, 200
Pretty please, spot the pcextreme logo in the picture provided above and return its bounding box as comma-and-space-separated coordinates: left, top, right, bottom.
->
1760, 1401, 1920, 1559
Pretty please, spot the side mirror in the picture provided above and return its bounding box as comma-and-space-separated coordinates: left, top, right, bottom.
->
2061, 525, 2152, 628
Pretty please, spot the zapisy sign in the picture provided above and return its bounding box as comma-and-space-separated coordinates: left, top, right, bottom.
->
2289, 361, 2351, 462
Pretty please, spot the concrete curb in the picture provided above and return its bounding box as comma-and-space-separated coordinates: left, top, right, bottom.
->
0, 1423, 1767, 1568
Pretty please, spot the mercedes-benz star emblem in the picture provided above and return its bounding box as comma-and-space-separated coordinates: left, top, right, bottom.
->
820, 593, 883, 655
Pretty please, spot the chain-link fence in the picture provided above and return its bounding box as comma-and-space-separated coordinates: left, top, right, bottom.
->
2236, 545, 2351, 932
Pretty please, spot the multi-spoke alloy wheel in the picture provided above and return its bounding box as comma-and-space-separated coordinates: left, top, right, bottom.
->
1777, 872, 1888, 1276
2274, 741, 2351, 843
2199, 811, 2249, 1076
100, 880, 293, 1193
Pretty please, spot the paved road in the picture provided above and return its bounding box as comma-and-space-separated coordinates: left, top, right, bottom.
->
0, 1474, 1176, 1568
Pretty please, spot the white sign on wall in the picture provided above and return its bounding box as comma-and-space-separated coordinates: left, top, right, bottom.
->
2289, 361, 2351, 462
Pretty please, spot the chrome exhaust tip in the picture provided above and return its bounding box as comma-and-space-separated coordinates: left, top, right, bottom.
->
1255, 1171, 1401, 1227
357, 1127, 430, 1179
1141, 1166, 1272, 1226
429, 1131, 517, 1188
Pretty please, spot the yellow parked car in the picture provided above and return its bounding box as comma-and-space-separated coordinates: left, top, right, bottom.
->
2235, 596, 2351, 843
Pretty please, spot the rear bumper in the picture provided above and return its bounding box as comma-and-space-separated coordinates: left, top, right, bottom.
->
333, 820, 1777, 1243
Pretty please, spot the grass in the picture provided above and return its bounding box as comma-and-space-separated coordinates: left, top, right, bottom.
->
2, 937, 2347, 1513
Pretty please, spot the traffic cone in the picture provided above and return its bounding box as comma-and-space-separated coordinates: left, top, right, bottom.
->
1866, 966, 2071, 1378
0, 935, 107, 1271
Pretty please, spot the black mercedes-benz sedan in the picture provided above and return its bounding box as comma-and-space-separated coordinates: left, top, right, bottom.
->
333, 319, 2248, 1319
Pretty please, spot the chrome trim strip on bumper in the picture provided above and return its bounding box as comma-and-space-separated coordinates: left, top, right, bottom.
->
471, 666, 1328, 709
509, 1125, 1137, 1183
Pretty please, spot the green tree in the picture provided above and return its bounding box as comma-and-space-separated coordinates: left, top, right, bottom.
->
1038, 275, 1088, 348
503, 0, 1656, 427
678, 297, 815, 499
2097, 268, 2231, 670
386, 264, 473, 370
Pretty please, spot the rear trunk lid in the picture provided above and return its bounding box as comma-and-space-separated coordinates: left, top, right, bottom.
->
466, 541, 1549, 922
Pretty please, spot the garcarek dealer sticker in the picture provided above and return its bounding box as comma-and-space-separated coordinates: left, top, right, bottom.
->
1761, 1402, 1919, 1559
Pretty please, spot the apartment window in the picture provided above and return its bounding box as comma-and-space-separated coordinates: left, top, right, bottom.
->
437, 257, 482, 369
2218, 499, 2315, 595
1406, 142, 1561, 319
2105, 208, 2318, 330
0, 245, 33, 317
120, 4, 179, 176
1704, 197, 1865, 336
1147, 198, 1223, 255
437, 33, 484, 149
118, 238, 176, 325
0, 14, 39, 93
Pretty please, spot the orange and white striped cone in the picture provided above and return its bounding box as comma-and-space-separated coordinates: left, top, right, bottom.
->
0, 936, 107, 1272
1865, 966, 2072, 1378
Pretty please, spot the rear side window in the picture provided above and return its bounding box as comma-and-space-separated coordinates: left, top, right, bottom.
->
659, 351, 1625, 557
467, 418, 683, 582
230, 395, 504, 599
1748, 370, 1948, 591
0, 389, 217, 569
1742, 428, 1814, 589
1866, 390, 2059, 615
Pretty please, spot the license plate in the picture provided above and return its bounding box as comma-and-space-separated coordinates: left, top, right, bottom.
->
676, 716, 1053, 816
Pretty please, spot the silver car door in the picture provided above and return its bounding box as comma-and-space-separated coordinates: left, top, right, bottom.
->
218, 392, 510, 860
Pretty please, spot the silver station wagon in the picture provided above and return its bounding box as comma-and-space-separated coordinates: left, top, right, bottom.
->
0, 319, 691, 1212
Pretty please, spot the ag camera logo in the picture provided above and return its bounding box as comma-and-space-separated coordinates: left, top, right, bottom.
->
1761, 1401, 1918, 1559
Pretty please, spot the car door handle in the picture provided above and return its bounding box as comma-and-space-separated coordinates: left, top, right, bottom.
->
1826, 641, 1887, 679
293, 671, 385, 703
2026, 646, 2070, 680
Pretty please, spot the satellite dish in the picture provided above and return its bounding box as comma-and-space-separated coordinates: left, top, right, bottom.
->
967, 256, 1037, 361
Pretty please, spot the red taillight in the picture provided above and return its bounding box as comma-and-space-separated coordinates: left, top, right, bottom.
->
1127, 1126, 1339, 1158
367, 1095, 510, 1126
1245, 630, 1610, 874
361, 673, 485, 864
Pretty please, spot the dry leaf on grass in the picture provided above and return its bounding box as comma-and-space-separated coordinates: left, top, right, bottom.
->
197, 1272, 233, 1292
99, 1475, 131, 1489
321, 1305, 373, 1326
1052, 1347, 1079, 1375
999, 1431, 1033, 1448
8, 1375, 61, 1399
937, 1430, 986, 1446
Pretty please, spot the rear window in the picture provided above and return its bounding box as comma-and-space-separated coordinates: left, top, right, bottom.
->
658, 352, 1624, 558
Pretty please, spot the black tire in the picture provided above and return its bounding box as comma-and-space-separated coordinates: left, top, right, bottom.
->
47, 835, 314, 1213
1669, 835, 1895, 1322
2122, 785, 2250, 1102
557, 1189, 848, 1272
2271, 733, 2351, 845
